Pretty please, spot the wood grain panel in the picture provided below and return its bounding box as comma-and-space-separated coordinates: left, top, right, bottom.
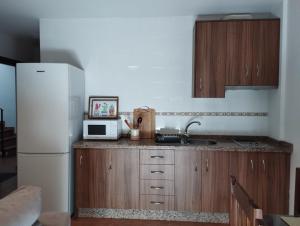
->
194, 21, 227, 98
175, 149, 202, 212
140, 149, 174, 165
229, 152, 258, 205
140, 165, 174, 180
226, 21, 253, 86
75, 149, 109, 209
107, 148, 139, 209
257, 152, 290, 214
201, 151, 230, 212
252, 19, 280, 86
140, 179, 174, 196
140, 195, 174, 210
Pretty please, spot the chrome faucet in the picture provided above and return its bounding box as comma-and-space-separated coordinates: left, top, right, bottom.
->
184, 121, 201, 135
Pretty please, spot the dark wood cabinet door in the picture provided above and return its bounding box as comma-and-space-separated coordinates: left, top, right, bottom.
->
107, 149, 139, 209
175, 149, 202, 211
252, 20, 280, 86
258, 152, 290, 214
194, 21, 227, 98
75, 149, 109, 209
201, 151, 230, 212
75, 149, 89, 209
226, 21, 254, 86
230, 152, 258, 204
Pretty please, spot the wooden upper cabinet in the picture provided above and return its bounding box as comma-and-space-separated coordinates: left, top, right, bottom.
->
194, 17, 280, 97
226, 19, 280, 87
252, 20, 280, 86
201, 151, 230, 212
194, 21, 227, 98
226, 21, 254, 85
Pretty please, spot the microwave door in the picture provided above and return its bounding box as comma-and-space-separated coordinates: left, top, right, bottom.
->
88, 124, 107, 136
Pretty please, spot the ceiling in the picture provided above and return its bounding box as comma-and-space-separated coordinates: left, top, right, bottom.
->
0, 0, 282, 39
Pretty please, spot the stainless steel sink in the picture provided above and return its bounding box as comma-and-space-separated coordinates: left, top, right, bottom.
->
187, 139, 217, 145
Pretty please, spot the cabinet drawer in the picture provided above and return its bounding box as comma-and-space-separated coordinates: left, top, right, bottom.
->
140, 165, 174, 180
140, 149, 174, 165
140, 195, 174, 210
140, 180, 174, 195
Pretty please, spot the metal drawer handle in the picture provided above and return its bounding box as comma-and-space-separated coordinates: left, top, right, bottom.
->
150, 186, 164, 190
151, 170, 164, 174
150, 201, 164, 205
150, 155, 164, 159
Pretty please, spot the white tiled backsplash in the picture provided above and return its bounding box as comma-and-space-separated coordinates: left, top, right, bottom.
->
40, 16, 270, 135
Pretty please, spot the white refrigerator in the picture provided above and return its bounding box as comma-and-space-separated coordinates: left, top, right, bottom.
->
16, 63, 84, 214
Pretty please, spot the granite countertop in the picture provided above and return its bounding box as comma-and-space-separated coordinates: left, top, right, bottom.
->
73, 135, 292, 153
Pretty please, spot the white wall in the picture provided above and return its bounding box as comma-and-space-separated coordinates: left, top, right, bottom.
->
269, 1, 288, 140
0, 64, 16, 128
284, 0, 300, 214
0, 33, 39, 62
40, 17, 270, 134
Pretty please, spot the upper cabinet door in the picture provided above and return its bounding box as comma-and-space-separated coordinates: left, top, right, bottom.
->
194, 21, 227, 98
226, 21, 254, 86
252, 20, 280, 86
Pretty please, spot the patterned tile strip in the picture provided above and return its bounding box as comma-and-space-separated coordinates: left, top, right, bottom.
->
79, 208, 229, 224
119, 112, 268, 117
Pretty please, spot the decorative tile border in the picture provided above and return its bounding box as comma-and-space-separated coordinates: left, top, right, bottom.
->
79, 208, 229, 224
119, 112, 268, 117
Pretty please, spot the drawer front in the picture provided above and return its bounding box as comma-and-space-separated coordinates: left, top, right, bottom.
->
140, 165, 174, 180
140, 195, 174, 210
140, 149, 174, 165
140, 180, 174, 195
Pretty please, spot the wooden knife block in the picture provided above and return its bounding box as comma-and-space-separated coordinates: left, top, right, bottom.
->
133, 108, 155, 139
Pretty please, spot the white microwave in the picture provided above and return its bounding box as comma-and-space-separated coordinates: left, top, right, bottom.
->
83, 119, 122, 140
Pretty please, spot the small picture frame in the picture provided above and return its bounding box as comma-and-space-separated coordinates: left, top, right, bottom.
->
88, 96, 119, 119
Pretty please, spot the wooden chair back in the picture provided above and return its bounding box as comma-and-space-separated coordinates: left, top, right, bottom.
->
230, 176, 264, 226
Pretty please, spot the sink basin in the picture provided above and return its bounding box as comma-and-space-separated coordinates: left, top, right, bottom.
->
187, 139, 217, 145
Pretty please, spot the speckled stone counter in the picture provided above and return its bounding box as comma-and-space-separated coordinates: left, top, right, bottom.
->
73, 136, 292, 153
79, 208, 229, 224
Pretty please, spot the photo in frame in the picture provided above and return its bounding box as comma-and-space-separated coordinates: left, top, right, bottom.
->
88, 96, 119, 119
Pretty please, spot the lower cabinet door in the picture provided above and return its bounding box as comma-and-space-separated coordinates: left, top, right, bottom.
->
258, 152, 290, 214
106, 148, 139, 209
201, 151, 230, 212
230, 152, 259, 205
76, 149, 109, 209
175, 149, 202, 212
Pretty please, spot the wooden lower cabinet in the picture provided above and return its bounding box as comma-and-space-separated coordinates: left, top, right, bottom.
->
257, 152, 290, 214
201, 151, 230, 212
230, 152, 290, 214
75, 148, 139, 210
76, 147, 290, 215
175, 149, 202, 212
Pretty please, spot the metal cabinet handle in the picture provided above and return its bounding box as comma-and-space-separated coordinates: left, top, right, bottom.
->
151, 170, 164, 174
206, 159, 209, 172
150, 186, 164, 190
250, 160, 254, 171
262, 160, 266, 172
150, 201, 164, 205
256, 64, 260, 77
80, 155, 83, 166
150, 155, 164, 159
245, 64, 249, 77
